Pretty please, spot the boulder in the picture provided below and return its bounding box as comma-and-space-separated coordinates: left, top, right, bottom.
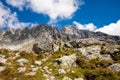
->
55, 54, 77, 67
108, 63, 120, 72
79, 45, 101, 60
99, 54, 112, 61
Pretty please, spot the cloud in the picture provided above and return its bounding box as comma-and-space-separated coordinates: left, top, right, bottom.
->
73, 20, 120, 36
6, 0, 29, 10
96, 20, 120, 36
6, 0, 84, 23
0, 2, 34, 29
73, 21, 97, 31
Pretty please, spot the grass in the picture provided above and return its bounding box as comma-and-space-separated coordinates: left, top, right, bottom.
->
84, 68, 120, 80
0, 48, 120, 80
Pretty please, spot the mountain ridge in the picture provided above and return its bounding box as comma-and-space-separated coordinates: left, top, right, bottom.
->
0, 24, 120, 53
0, 24, 120, 80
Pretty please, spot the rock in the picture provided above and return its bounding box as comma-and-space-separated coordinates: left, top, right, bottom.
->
71, 70, 75, 73
0, 57, 7, 64
55, 54, 77, 67
25, 72, 36, 76
17, 58, 29, 66
63, 77, 72, 80
108, 63, 120, 72
0, 54, 5, 58
43, 66, 51, 74
101, 44, 120, 54
31, 67, 39, 72
17, 67, 26, 73
74, 78, 84, 80
0, 66, 6, 72
58, 69, 66, 74
30, 65, 35, 68
49, 76, 55, 80
0, 24, 120, 53
13, 52, 20, 60
35, 61, 41, 66
79, 45, 101, 60
99, 54, 112, 61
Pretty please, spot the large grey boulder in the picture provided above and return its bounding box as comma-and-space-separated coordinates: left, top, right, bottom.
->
55, 54, 77, 68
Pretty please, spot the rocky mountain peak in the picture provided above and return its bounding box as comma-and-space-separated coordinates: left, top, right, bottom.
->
0, 24, 120, 53
62, 25, 79, 35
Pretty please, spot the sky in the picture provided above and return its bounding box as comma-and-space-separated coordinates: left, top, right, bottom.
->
0, 0, 120, 36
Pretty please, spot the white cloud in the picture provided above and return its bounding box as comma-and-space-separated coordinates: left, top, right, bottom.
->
0, 2, 34, 29
6, 0, 29, 10
73, 21, 97, 31
6, 0, 84, 23
96, 20, 120, 36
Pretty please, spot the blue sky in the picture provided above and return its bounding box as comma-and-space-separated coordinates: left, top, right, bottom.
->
0, 0, 120, 35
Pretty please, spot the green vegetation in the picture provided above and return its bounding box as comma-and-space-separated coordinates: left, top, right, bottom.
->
111, 52, 120, 62
0, 48, 120, 80
84, 68, 120, 80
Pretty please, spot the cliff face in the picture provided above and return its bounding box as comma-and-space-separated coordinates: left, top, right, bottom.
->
0, 24, 120, 53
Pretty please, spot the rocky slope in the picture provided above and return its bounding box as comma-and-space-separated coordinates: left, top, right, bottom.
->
0, 24, 120, 80
0, 24, 120, 53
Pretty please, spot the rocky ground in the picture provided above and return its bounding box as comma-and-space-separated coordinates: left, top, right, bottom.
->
0, 39, 120, 80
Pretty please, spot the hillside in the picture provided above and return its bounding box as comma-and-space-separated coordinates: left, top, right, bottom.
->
0, 25, 120, 80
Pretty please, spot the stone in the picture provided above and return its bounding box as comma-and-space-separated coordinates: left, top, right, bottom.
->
58, 69, 66, 74
13, 52, 20, 60
0, 57, 7, 64
63, 77, 72, 80
35, 61, 41, 66
108, 63, 120, 72
56, 54, 77, 67
17, 58, 29, 66
17, 67, 26, 73
79, 45, 101, 60
0, 66, 6, 72
25, 72, 36, 76
49, 76, 55, 80
30, 65, 35, 68
74, 78, 84, 80
99, 54, 112, 61
43, 66, 51, 74
31, 67, 39, 72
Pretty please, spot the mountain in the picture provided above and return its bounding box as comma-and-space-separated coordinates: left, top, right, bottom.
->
0, 24, 120, 80
0, 24, 120, 53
